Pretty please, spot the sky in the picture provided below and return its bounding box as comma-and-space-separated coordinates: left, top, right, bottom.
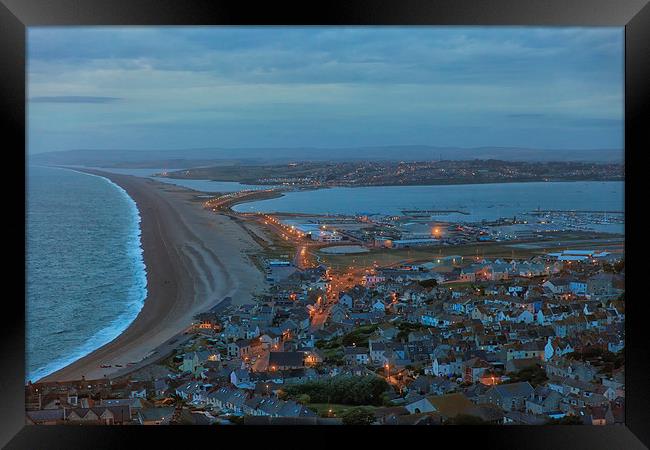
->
27, 27, 624, 154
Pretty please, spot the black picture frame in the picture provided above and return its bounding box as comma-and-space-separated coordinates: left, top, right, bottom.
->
2, 0, 648, 448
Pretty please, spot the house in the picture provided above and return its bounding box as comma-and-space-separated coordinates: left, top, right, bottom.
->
243, 324, 261, 340
207, 386, 234, 411
137, 406, 175, 425
180, 352, 201, 374
25, 409, 65, 425
506, 341, 545, 361
463, 357, 492, 384
373, 406, 410, 424
512, 309, 535, 324
404, 393, 476, 420
543, 278, 570, 294
328, 304, 347, 324
130, 386, 148, 399
207, 387, 250, 414
608, 339, 624, 353
505, 358, 540, 374
585, 405, 616, 425
485, 382, 535, 412
525, 387, 563, 415
544, 337, 574, 361
376, 323, 399, 340
338, 293, 353, 309
344, 346, 370, 365
259, 332, 281, 350
227, 339, 253, 359
99, 398, 143, 412
568, 280, 588, 296
429, 356, 463, 377
408, 329, 434, 343
471, 306, 494, 323
65, 406, 130, 425
429, 377, 459, 395
369, 342, 387, 363
587, 273, 616, 297
175, 382, 207, 404
408, 376, 436, 395
372, 299, 388, 312
303, 348, 325, 366
266, 352, 305, 371
503, 410, 547, 425
153, 378, 170, 398
488, 263, 511, 281
222, 322, 243, 340
459, 267, 476, 282
546, 358, 599, 382
508, 285, 525, 297
230, 369, 254, 389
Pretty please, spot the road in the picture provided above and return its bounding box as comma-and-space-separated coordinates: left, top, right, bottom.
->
309, 267, 367, 331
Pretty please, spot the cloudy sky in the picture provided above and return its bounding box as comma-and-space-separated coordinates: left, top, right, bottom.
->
28, 27, 623, 154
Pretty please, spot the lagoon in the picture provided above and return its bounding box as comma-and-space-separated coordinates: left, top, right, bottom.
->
87, 167, 274, 193
233, 181, 624, 232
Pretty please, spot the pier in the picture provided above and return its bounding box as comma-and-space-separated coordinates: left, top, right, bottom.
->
528, 210, 624, 215
401, 209, 470, 216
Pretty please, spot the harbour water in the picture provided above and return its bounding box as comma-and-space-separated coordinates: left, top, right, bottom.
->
233, 181, 625, 234
26, 166, 147, 382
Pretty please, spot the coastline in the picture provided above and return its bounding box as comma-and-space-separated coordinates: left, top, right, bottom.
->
27, 167, 148, 382
37, 169, 266, 382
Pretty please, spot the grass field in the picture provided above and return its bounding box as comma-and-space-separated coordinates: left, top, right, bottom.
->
318, 232, 623, 270
234, 215, 297, 259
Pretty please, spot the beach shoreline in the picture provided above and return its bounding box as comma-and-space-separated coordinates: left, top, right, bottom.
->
37, 169, 266, 382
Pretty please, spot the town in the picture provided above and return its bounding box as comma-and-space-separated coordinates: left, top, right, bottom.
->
161, 159, 624, 187
26, 202, 625, 425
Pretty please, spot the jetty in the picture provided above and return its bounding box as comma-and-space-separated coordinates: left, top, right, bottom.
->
401, 209, 470, 216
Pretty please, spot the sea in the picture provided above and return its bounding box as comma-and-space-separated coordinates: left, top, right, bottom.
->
26, 165, 147, 382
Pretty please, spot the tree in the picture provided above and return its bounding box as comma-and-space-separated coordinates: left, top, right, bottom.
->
283, 375, 389, 406
297, 394, 311, 405
508, 365, 548, 387
341, 407, 376, 425
447, 414, 486, 425
419, 279, 438, 288
546, 415, 584, 425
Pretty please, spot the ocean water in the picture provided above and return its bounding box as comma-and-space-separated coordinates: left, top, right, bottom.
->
233, 181, 625, 233
26, 166, 147, 382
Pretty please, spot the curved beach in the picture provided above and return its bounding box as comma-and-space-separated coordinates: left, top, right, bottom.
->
38, 169, 266, 382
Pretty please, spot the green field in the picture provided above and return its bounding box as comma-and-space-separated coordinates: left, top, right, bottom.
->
318, 233, 623, 269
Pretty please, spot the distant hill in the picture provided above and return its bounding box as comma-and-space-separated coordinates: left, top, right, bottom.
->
29, 146, 624, 168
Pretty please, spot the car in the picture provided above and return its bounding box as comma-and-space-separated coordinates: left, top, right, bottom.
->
115, 364, 123, 368
99, 364, 111, 368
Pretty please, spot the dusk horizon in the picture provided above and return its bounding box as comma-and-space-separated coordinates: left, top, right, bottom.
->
26, 26, 625, 428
